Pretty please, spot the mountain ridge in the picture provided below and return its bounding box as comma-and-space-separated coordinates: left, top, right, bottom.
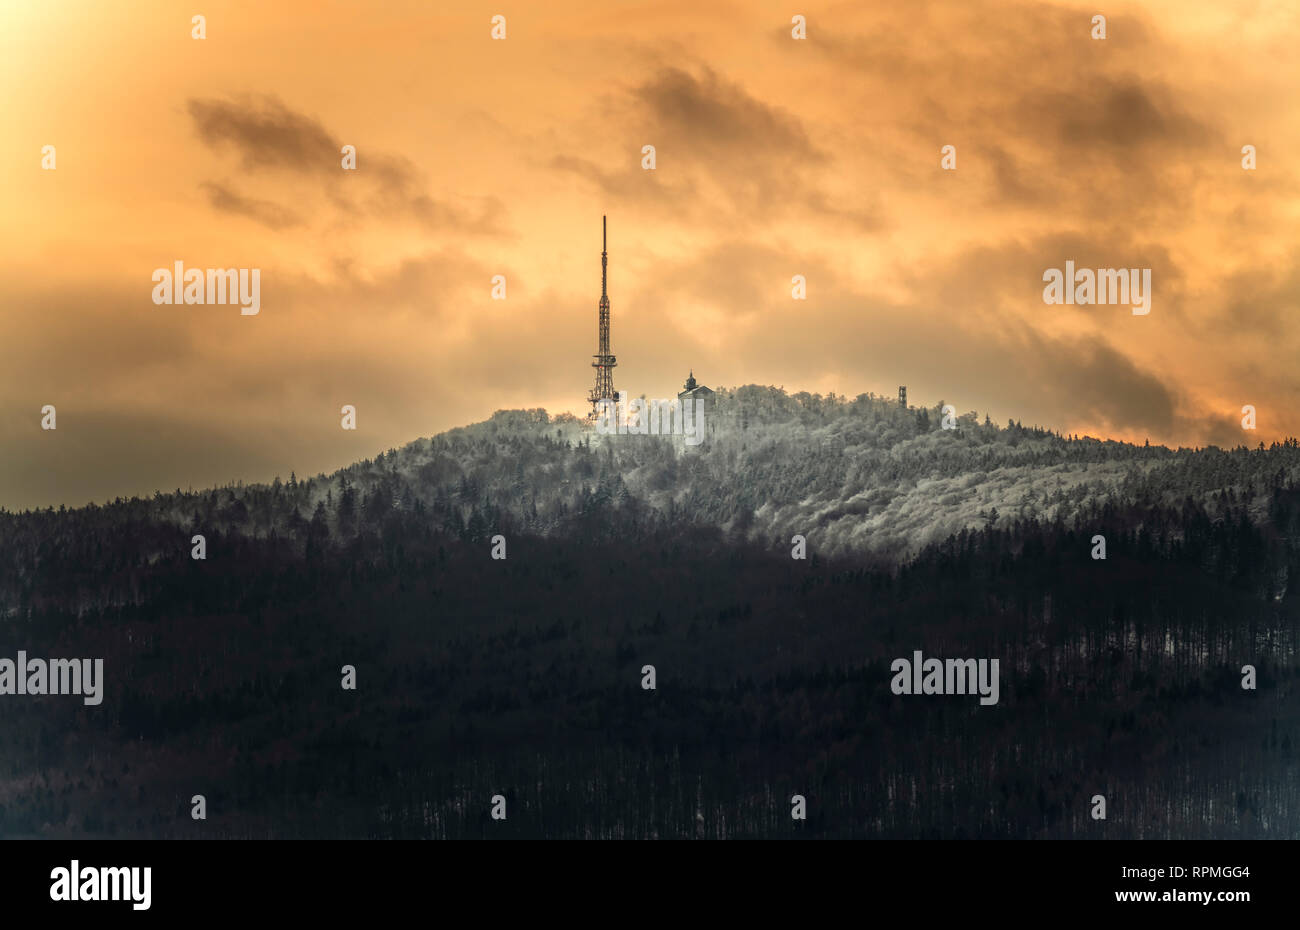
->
5, 385, 1299, 567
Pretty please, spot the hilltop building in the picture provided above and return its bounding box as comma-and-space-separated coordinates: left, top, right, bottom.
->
678, 371, 714, 408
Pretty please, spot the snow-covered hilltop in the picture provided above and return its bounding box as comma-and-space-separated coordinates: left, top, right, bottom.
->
9, 385, 1295, 570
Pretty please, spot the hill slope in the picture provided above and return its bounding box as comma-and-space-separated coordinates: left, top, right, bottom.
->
6, 386, 1298, 596
2, 387, 1299, 839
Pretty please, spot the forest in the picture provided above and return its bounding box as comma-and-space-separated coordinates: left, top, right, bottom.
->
0, 388, 1296, 838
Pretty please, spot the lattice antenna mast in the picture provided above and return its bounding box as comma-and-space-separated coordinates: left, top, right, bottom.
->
588, 215, 617, 416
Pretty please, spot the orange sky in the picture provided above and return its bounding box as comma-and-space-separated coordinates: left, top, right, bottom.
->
2, 0, 1298, 509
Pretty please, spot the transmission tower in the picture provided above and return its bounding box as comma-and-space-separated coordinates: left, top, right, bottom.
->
588, 215, 617, 417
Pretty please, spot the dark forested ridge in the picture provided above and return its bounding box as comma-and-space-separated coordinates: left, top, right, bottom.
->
1, 387, 1298, 838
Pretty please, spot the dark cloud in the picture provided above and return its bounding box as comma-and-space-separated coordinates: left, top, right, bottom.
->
187, 95, 507, 235
0, 406, 295, 513
1182, 411, 1255, 450
0, 249, 551, 511
187, 96, 336, 172
1016, 77, 1216, 157
1211, 254, 1300, 340
201, 181, 303, 230
1024, 331, 1177, 435
805, 1, 1219, 229
633, 67, 823, 162
557, 66, 880, 229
